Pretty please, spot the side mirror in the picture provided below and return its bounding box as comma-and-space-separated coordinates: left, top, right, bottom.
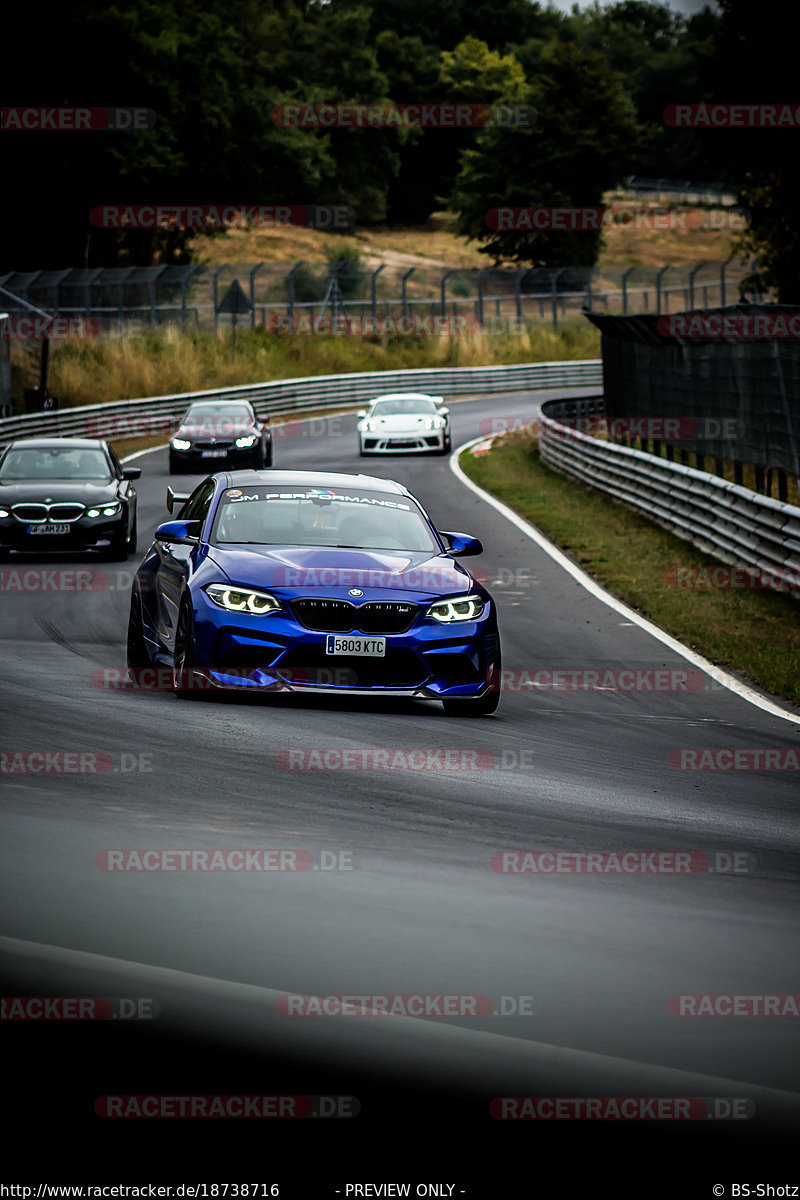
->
439, 530, 482, 557
356, 410, 368, 419
155, 520, 201, 545
166, 486, 190, 514
438, 407, 450, 417
122, 466, 141, 480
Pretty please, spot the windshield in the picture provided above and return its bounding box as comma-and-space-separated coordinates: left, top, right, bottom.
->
212, 485, 439, 552
0, 446, 113, 482
370, 398, 438, 417
183, 404, 253, 429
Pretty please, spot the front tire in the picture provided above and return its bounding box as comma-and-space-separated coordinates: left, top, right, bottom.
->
126, 588, 150, 682
173, 597, 201, 699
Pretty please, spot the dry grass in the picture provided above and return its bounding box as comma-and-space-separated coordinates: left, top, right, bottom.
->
42, 319, 601, 409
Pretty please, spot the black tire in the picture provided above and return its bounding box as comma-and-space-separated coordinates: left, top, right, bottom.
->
442, 647, 501, 717
169, 455, 183, 475
126, 588, 150, 682
173, 597, 202, 699
127, 517, 137, 557
0, 547, 10, 562
263, 443, 273, 468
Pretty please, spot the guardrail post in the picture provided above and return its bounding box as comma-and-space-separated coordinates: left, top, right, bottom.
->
549, 270, 563, 328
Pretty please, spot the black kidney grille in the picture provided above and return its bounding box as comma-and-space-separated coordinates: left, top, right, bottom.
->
356, 602, 417, 634
291, 598, 418, 634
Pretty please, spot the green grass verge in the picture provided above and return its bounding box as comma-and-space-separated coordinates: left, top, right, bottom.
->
461, 436, 800, 707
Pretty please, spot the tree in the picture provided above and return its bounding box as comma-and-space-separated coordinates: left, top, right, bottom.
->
447, 41, 641, 265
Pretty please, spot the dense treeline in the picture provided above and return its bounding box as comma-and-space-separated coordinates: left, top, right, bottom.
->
1, 0, 795, 298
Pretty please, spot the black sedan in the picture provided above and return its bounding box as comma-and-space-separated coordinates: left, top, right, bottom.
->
169, 400, 272, 474
0, 437, 140, 561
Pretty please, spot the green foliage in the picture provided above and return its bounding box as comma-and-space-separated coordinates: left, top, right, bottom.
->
448, 41, 641, 266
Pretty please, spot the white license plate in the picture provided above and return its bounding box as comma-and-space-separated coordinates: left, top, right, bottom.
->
326, 635, 386, 657
27, 523, 70, 535
201, 449, 227, 458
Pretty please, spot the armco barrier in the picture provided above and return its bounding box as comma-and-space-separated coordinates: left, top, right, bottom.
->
538, 396, 800, 592
0, 360, 601, 442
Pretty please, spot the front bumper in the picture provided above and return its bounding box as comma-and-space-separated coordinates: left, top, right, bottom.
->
359, 429, 446, 453
183, 590, 498, 697
170, 444, 265, 468
0, 514, 127, 553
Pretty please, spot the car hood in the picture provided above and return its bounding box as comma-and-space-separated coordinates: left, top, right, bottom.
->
0, 480, 117, 502
203, 545, 476, 598
361, 414, 440, 431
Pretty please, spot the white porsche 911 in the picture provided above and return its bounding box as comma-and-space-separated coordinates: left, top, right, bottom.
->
356, 393, 451, 456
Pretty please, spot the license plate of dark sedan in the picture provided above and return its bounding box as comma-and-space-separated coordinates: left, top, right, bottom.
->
325, 635, 386, 657
27, 523, 70, 534
201, 450, 227, 458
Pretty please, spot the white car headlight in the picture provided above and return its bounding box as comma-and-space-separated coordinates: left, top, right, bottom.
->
425, 595, 485, 623
235, 434, 258, 447
0, 508, 9, 518
172, 438, 191, 450
205, 584, 282, 615
425, 417, 445, 430
362, 421, 377, 432
87, 503, 122, 518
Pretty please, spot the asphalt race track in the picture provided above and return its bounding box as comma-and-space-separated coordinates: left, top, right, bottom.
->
2, 387, 799, 1191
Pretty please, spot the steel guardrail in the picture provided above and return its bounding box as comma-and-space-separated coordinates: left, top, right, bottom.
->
0, 359, 602, 440
539, 397, 800, 592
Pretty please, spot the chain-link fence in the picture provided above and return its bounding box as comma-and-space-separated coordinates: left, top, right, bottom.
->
0, 259, 760, 336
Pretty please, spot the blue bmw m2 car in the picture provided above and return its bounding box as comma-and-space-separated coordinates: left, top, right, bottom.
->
127, 470, 501, 716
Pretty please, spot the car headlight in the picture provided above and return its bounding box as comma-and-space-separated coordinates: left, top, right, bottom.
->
425, 595, 485, 623
0, 508, 9, 518
425, 417, 445, 430
87, 503, 122, 518
171, 438, 191, 450
235, 435, 258, 448
362, 421, 377, 432
205, 584, 282, 614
